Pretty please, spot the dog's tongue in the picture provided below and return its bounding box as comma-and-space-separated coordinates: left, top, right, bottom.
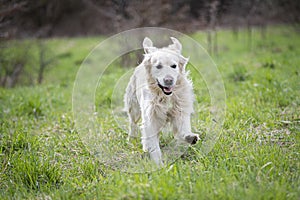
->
163, 86, 173, 93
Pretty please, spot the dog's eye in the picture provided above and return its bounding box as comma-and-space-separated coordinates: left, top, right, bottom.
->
170, 64, 177, 69
156, 65, 163, 69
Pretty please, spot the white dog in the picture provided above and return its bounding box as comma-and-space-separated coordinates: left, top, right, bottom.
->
124, 37, 199, 165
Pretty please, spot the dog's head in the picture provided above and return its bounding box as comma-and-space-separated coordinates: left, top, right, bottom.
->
142, 37, 189, 95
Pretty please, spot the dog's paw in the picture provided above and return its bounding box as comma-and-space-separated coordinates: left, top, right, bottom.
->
185, 134, 200, 145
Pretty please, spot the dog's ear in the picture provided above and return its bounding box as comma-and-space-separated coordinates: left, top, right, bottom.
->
168, 37, 182, 54
178, 55, 189, 72
143, 37, 156, 54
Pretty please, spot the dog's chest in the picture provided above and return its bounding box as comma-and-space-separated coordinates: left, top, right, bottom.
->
156, 95, 180, 117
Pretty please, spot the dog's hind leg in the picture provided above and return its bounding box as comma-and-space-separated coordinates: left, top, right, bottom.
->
124, 76, 141, 139
128, 102, 140, 138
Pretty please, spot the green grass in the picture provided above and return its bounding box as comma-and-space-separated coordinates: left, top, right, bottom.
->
0, 25, 299, 199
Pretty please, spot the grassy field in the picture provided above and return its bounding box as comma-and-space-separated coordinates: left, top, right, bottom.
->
0, 26, 299, 199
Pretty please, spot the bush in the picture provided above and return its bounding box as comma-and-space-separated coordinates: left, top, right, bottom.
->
0, 40, 55, 87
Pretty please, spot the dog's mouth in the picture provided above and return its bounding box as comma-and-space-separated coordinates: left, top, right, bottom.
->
157, 82, 173, 95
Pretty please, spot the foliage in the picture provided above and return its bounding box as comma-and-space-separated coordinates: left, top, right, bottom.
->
0, 40, 57, 87
1, 0, 299, 37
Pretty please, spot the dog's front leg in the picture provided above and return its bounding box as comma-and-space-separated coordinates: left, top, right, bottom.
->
141, 105, 164, 166
173, 114, 200, 145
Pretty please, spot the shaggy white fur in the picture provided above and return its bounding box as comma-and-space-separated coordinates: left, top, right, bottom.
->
124, 37, 199, 165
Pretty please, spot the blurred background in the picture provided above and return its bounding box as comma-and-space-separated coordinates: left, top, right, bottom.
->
1, 0, 299, 38
0, 0, 299, 88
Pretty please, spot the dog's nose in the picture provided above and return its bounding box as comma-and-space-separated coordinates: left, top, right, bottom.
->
163, 76, 174, 86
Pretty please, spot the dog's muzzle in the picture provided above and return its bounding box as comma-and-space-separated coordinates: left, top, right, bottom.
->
157, 79, 174, 95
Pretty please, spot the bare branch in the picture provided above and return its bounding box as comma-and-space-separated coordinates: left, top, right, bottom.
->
81, 0, 116, 19
0, 2, 27, 17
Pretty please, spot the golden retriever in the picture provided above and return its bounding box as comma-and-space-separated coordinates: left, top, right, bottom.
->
124, 37, 199, 165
